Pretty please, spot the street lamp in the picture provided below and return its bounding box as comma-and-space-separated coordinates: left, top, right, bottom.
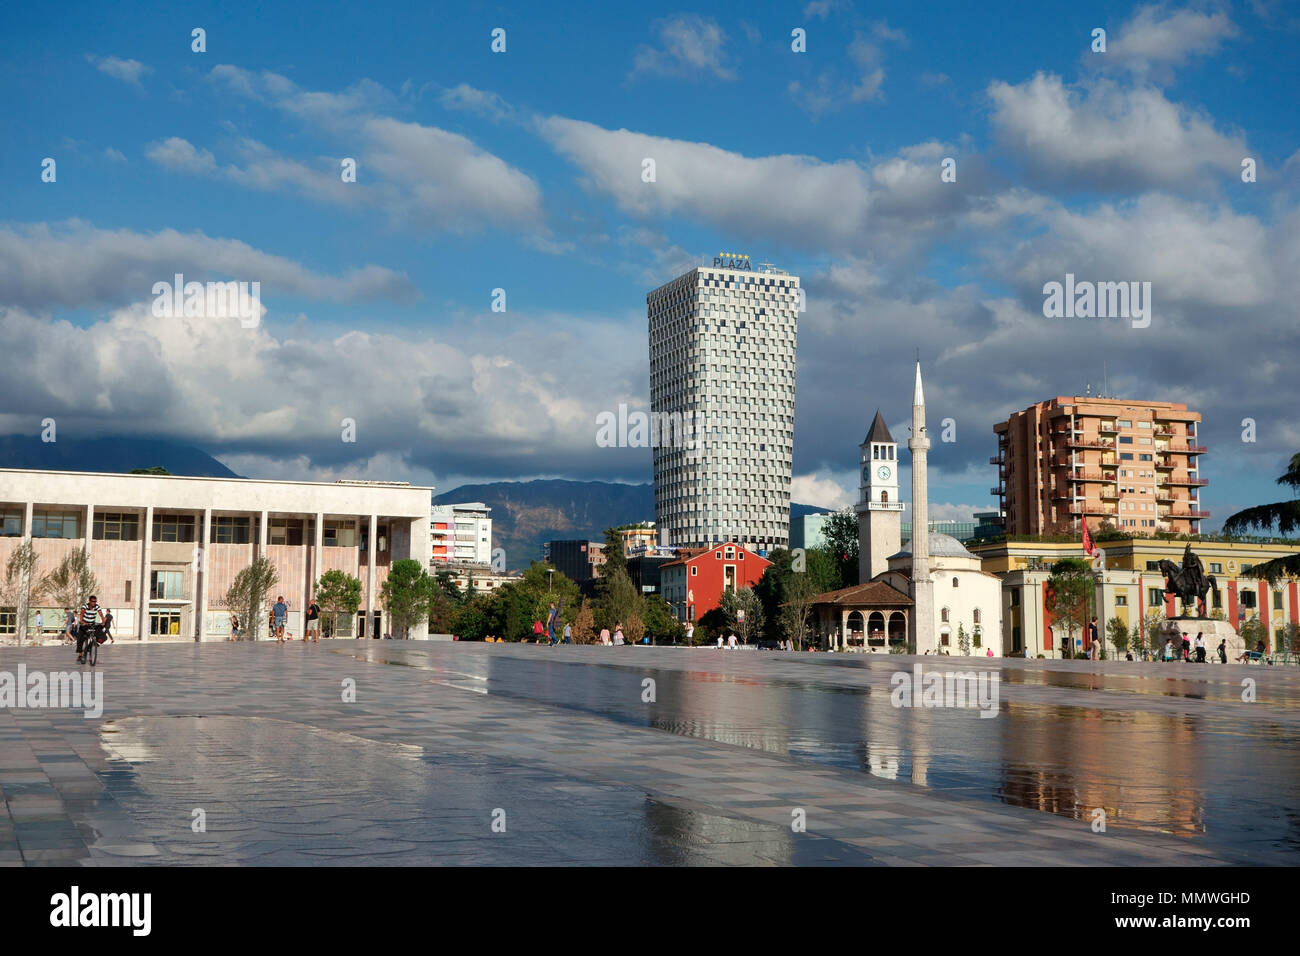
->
547, 567, 555, 593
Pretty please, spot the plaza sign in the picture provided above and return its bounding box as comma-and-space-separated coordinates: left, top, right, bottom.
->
713, 252, 752, 270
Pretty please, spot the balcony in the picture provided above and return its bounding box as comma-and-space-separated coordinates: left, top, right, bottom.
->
1100, 486, 1119, 500
1066, 437, 1115, 450
1167, 443, 1208, 455
1097, 421, 1118, 433
1165, 474, 1209, 487
1167, 509, 1211, 519
1099, 458, 1118, 469
1068, 503, 1117, 516
988, 456, 1001, 465
1068, 470, 1108, 482
1155, 457, 1175, 470
990, 487, 1005, 497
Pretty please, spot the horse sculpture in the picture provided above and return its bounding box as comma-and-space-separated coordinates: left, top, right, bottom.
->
1159, 544, 1216, 617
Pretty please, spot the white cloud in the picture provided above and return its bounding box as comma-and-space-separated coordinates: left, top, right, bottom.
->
1102, 4, 1239, 78
988, 73, 1246, 190
87, 55, 150, 87
632, 15, 736, 81
439, 84, 514, 122
0, 222, 417, 312
792, 473, 854, 510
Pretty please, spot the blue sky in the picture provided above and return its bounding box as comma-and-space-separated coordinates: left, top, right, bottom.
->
2, 0, 1298, 527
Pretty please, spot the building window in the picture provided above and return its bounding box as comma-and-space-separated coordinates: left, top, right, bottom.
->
155, 514, 197, 543
941, 607, 950, 622
0, 608, 15, 634
1212, 588, 1222, 609
1146, 561, 1160, 571
1240, 591, 1257, 609
1010, 590, 1020, 607
1148, 587, 1165, 606
1210, 562, 1222, 574
1274, 591, 1284, 610
690, 566, 698, 576
1, 510, 22, 537
952, 577, 959, 588
151, 570, 184, 600
973, 608, 981, 624
94, 512, 140, 541
210, 516, 250, 544
32, 510, 80, 539
323, 521, 356, 547
269, 518, 304, 546
1115, 594, 1127, 606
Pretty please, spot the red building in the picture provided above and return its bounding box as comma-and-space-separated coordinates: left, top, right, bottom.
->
660, 542, 771, 622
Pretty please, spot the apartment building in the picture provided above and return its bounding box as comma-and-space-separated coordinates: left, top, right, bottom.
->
993, 397, 1206, 536
430, 502, 492, 566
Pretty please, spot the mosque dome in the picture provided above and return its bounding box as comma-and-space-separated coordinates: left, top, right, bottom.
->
888, 532, 973, 560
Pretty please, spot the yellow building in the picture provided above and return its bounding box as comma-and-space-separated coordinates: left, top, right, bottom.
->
969, 537, 1300, 658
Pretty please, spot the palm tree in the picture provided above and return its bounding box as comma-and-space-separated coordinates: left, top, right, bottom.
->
1222, 452, 1300, 582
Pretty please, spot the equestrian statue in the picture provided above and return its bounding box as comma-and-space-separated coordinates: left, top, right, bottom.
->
1159, 543, 1217, 618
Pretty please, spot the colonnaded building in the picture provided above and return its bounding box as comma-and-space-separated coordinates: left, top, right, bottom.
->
0, 469, 432, 641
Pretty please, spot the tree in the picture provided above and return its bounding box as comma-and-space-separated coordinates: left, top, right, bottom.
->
315, 569, 362, 639
779, 572, 822, 650
451, 595, 493, 641
957, 623, 971, 655
1045, 558, 1095, 659
622, 611, 646, 645
599, 527, 628, 584
1275, 622, 1300, 661
572, 599, 597, 644
42, 546, 99, 618
226, 558, 278, 641
1240, 616, 1268, 652
642, 595, 682, 645
1107, 616, 1130, 657
755, 547, 839, 646
2, 543, 42, 645
380, 559, 437, 639
594, 565, 642, 633
719, 587, 764, 644
1222, 452, 1300, 582
823, 508, 860, 589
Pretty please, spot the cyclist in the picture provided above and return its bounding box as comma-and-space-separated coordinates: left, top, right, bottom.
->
75, 595, 106, 664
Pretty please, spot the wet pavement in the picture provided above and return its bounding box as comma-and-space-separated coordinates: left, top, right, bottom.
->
1, 640, 1296, 865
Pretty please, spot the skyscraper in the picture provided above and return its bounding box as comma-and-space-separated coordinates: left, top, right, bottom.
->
647, 255, 799, 552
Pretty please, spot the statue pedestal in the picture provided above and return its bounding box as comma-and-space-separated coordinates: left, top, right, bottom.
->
1154, 619, 1242, 661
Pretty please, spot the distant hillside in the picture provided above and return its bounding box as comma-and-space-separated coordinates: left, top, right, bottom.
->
435, 478, 830, 570
0, 435, 240, 477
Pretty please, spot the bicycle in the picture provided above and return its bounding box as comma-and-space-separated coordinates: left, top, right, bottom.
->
79, 623, 107, 667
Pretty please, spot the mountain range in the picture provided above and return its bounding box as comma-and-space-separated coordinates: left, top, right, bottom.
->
0, 435, 830, 569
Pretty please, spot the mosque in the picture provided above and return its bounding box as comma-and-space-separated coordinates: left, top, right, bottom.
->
809, 362, 1003, 654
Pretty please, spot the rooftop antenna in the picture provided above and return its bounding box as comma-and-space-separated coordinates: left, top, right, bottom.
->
1085, 382, 1092, 397
758, 258, 775, 273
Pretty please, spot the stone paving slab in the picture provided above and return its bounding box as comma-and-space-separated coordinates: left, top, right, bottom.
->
0, 641, 1295, 865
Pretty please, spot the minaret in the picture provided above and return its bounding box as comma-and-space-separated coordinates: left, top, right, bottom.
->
909, 361, 934, 653
856, 410, 902, 582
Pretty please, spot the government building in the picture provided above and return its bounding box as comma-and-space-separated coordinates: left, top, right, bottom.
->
647, 255, 799, 553
0, 469, 432, 641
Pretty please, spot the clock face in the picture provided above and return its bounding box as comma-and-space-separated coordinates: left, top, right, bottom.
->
877, 465, 891, 480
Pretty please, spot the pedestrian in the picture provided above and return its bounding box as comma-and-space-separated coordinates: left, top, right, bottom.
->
34, 609, 43, 640
1217, 639, 1227, 664
684, 622, 694, 645
546, 603, 558, 646
562, 622, 572, 645
1088, 617, 1099, 657
103, 609, 114, 642
727, 633, 737, 649
1195, 631, 1206, 663
599, 627, 610, 645
1125, 652, 1133, 661
613, 623, 625, 646
532, 619, 544, 643
986, 647, 994, 658
305, 596, 321, 644
273, 595, 288, 643
63, 607, 76, 643
230, 614, 240, 641
717, 635, 724, 648
1181, 632, 1190, 662
1163, 639, 1174, 661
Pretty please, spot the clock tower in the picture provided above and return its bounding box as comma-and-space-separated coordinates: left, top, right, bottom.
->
855, 410, 903, 582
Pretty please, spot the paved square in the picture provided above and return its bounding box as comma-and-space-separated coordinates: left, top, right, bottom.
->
1, 641, 1297, 865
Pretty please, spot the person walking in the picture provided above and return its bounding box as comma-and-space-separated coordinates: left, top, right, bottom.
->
613, 623, 625, 646
305, 597, 321, 643
717, 635, 724, 648
1217, 639, 1227, 664
684, 622, 694, 646
1163, 639, 1174, 662
1181, 633, 1191, 662
1088, 617, 1099, 658
546, 603, 558, 646
273, 596, 289, 643
599, 626, 610, 646
1195, 632, 1206, 663
562, 622, 572, 645
532, 619, 544, 643
33, 610, 43, 641
230, 614, 240, 641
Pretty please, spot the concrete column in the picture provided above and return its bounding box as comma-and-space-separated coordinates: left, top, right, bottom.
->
199, 508, 212, 641
18, 502, 34, 644
299, 515, 309, 629
366, 514, 377, 637
85, 504, 94, 559
259, 509, 269, 557
313, 512, 324, 617
140, 506, 153, 640
408, 514, 430, 640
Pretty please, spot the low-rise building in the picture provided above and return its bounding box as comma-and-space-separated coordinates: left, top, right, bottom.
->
0, 469, 432, 641
660, 542, 771, 622
544, 540, 606, 583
